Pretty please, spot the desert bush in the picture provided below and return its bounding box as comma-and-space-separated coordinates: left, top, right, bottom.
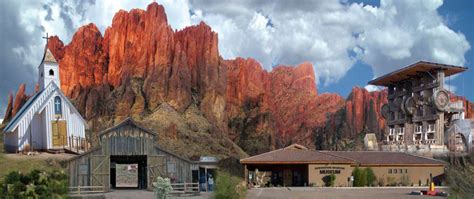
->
386, 176, 397, 186
377, 177, 385, 186
214, 171, 247, 199
1, 169, 68, 198
399, 175, 410, 186
446, 164, 474, 198
323, 174, 336, 187
153, 176, 172, 199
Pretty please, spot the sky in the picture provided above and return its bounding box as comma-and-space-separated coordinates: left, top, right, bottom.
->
0, 0, 473, 119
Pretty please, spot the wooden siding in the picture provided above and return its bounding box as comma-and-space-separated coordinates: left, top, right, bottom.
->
3, 83, 87, 151
68, 120, 198, 190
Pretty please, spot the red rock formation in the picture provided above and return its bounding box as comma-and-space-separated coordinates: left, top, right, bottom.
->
11, 84, 29, 117
225, 58, 344, 148
3, 84, 30, 122
450, 94, 474, 119
3, 93, 13, 123
6, 2, 470, 155
344, 87, 387, 137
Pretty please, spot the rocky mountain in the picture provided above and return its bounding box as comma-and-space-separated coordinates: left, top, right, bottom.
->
6, 2, 459, 158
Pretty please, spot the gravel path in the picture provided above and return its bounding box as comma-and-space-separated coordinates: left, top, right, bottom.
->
247, 187, 448, 199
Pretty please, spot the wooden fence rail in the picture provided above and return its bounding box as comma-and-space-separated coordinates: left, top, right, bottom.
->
170, 182, 200, 195
68, 186, 105, 195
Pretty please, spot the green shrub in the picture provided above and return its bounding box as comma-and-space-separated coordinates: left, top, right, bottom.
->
352, 167, 367, 187
323, 174, 336, 187
1, 169, 68, 198
214, 171, 247, 199
153, 177, 172, 199
365, 168, 376, 186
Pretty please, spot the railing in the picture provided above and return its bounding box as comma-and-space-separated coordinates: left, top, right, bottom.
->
67, 136, 89, 153
170, 182, 200, 195
68, 186, 105, 195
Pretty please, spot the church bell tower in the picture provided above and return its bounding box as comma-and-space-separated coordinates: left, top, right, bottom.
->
38, 43, 61, 90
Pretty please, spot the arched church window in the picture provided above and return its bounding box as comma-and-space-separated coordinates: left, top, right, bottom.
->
49, 69, 54, 76
54, 96, 62, 115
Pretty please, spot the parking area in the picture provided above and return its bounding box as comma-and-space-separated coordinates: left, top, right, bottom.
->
247, 187, 448, 199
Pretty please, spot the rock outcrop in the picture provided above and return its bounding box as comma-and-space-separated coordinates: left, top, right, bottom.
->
3, 2, 472, 157
3, 84, 30, 123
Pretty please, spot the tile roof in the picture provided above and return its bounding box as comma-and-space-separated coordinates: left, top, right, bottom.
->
240, 144, 353, 164
320, 151, 447, 166
240, 144, 447, 166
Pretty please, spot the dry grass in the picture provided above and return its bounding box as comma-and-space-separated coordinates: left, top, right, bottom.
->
0, 127, 69, 181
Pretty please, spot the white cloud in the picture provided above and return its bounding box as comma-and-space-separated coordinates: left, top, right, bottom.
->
10, 0, 472, 89
364, 85, 382, 92
188, 0, 470, 86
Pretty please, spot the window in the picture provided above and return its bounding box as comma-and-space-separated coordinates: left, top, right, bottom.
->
399, 169, 403, 174
394, 169, 397, 174
405, 169, 408, 173
54, 96, 62, 115
415, 124, 423, 133
388, 126, 395, 141
49, 69, 54, 76
388, 169, 392, 174
397, 126, 405, 141
427, 123, 435, 132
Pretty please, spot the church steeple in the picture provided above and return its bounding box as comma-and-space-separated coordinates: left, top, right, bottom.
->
38, 33, 61, 90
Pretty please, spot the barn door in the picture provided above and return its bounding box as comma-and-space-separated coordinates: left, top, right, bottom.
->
91, 155, 110, 191
147, 155, 166, 189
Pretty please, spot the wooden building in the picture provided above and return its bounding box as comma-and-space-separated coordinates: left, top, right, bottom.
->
67, 118, 198, 191
3, 45, 87, 153
241, 144, 447, 187
368, 61, 472, 154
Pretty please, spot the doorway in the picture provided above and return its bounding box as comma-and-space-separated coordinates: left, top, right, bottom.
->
110, 155, 147, 189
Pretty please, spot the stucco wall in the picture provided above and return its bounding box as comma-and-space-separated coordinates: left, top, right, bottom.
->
308, 164, 352, 187
359, 166, 445, 186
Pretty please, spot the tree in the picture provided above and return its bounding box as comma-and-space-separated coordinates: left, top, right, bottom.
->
365, 167, 376, 186
352, 167, 367, 187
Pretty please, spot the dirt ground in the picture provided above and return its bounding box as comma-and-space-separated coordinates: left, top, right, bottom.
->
3, 152, 76, 160
104, 190, 212, 199
246, 187, 449, 199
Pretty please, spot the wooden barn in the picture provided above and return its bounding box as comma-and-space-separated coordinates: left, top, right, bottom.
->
67, 118, 198, 191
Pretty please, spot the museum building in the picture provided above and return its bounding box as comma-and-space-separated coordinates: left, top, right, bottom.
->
240, 144, 446, 187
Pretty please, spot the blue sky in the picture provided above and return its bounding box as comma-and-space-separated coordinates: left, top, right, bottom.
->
0, 0, 473, 118
320, 0, 474, 101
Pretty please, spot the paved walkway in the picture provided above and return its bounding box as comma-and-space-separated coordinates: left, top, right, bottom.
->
247, 187, 448, 199
105, 190, 212, 199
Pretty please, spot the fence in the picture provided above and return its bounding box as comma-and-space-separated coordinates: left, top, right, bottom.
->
170, 182, 200, 195
68, 186, 105, 195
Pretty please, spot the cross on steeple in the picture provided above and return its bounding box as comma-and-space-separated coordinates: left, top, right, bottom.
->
42, 32, 50, 45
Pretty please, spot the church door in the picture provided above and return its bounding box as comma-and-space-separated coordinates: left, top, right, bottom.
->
51, 121, 68, 147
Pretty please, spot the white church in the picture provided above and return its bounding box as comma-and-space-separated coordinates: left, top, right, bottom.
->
3, 44, 88, 153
